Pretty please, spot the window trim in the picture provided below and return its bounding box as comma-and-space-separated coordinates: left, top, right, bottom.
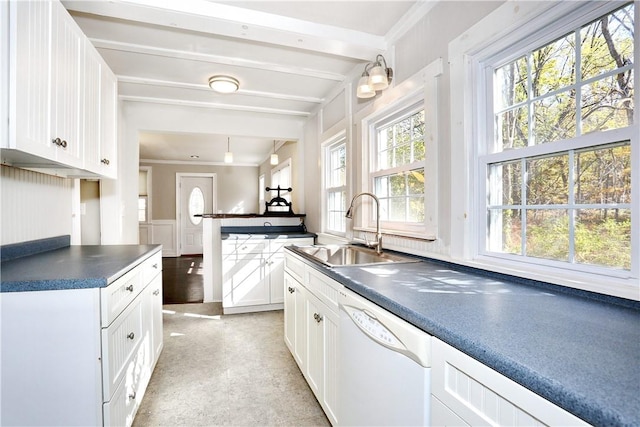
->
449, 0, 639, 299
322, 132, 348, 237
139, 166, 152, 224
359, 59, 442, 240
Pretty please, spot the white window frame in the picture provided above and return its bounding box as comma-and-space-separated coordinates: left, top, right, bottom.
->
322, 133, 348, 236
360, 59, 442, 240
450, 1, 639, 299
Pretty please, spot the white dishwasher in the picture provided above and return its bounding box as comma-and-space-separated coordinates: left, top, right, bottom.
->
338, 288, 431, 426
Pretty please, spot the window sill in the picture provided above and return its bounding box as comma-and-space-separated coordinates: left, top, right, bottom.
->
459, 255, 640, 302
353, 226, 437, 242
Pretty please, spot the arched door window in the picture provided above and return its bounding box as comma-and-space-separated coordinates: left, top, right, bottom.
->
188, 187, 205, 225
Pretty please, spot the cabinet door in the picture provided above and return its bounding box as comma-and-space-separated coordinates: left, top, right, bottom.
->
148, 274, 164, 366
50, 0, 83, 168
306, 293, 323, 398
283, 272, 297, 353
293, 281, 307, 371
223, 251, 269, 307
82, 45, 102, 173
268, 251, 285, 304
99, 63, 117, 178
9, 1, 54, 157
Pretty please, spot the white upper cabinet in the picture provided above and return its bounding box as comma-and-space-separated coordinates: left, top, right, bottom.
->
4, 0, 117, 178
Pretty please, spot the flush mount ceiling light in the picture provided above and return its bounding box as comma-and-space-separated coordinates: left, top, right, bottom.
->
224, 137, 233, 163
270, 140, 279, 165
356, 54, 393, 99
208, 75, 239, 94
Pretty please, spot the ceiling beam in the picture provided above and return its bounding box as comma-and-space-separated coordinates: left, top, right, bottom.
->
119, 95, 311, 117
117, 75, 324, 104
90, 38, 345, 82
63, 0, 386, 61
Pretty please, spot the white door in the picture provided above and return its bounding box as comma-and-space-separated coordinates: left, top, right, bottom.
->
179, 175, 214, 255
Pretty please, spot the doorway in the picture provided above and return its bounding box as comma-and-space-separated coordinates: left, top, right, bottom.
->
176, 173, 216, 255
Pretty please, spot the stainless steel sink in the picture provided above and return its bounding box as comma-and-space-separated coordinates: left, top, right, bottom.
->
292, 245, 419, 267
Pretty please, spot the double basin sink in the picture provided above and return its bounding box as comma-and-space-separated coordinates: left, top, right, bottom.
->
291, 244, 419, 268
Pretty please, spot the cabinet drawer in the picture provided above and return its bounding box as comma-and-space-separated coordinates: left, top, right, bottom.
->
141, 251, 162, 285
222, 239, 267, 255
270, 237, 314, 253
102, 296, 144, 400
101, 266, 142, 326
284, 251, 306, 284
306, 267, 343, 313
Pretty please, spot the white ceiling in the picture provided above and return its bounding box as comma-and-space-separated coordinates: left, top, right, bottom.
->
62, 0, 421, 165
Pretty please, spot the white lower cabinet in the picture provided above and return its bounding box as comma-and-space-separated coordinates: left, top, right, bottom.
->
431, 337, 587, 427
0, 249, 163, 427
222, 237, 313, 314
284, 250, 340, 425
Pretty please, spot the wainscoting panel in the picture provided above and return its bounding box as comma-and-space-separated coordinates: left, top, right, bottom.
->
151, 220, 176, 257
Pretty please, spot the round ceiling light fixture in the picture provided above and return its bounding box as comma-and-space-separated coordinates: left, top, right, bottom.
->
208, 75, 240, 93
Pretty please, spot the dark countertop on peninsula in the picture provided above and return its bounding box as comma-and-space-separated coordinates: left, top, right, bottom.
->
286, 246, 640, 427
221, 225, 316, 240
1, 244, 162, 292
198, 213, 306, 219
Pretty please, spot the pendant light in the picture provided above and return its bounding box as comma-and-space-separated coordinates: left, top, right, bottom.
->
270, 140, 279, 165
224, 137, 233, 163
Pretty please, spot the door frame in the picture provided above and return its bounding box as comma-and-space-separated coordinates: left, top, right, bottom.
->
175, 173, 217, 256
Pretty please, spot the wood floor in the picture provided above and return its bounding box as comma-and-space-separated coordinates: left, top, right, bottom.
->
162, 255, 204, 304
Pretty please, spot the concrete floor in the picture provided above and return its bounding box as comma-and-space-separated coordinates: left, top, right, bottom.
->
132, 303, 330, 426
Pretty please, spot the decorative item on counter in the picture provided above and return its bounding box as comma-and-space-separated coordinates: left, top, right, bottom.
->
264, 186, 294, 215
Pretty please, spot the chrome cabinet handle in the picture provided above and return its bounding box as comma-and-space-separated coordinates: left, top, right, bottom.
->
129, 391, 136, 400
125, 285, 134, 292
52, 138, 67, 148
127, 332, 135, 340
152, 263, 158, 269
153, 289, 160, 296
287, 286, 295, 293
101, 158, 110, 165
313, 313, 323, 323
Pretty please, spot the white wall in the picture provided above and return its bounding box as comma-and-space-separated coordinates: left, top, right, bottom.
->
303, 1, 504, 259
0, 166, 73, 245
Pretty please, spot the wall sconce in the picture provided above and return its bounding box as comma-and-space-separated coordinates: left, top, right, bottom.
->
270, 140, 279, 165
356, 54, 393, 99
209, 75, 239, 93
224, 137, 233, 163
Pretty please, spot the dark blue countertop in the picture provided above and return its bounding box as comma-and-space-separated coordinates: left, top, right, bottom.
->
286, 246, 640, 427
221, 225, 316, 240
1, 244, 162, 292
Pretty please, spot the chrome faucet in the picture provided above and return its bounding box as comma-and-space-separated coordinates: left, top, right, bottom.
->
345, 192, 382, 255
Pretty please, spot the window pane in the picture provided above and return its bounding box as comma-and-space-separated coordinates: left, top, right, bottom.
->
580, 4, 635, 81
390, 197, 406, 221
531, 34, 575, 97
412, 111, 425, 143
138, 197, 147, 222
526, 154, 569, 205
495, 56, 528, 110
576, 143, 632, 204
532, 91, 576, 143
389, 174, 406, 196
408, 196, 425, 222
581, 70, 634, 134
576, 208, 631, 269
407, 169, 425, 195
525, 209, 569, 261
488, 208, 522, 254
496, 106, 529, 150
188, 187, 205, 225
488, 161, 522, 206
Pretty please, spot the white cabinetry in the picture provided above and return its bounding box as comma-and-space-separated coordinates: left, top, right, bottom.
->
222, 237, 313, 314
0, 249, 163, 427
4, 0, 117, 178
283, 250, 340, 425
431, 337, 588, 427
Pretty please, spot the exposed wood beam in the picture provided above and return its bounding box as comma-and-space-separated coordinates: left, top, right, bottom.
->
117, 75, 324, 104
63, 0, 386, 61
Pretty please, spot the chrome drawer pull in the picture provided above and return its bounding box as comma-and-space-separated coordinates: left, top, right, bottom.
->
313, 313, 323, 323
129, 391, 136, 400
125, 285, 134, 292
152, 263, 158, 269
288, 287, 295, 294
127, 332, 135, 340
153, 289, 160, 296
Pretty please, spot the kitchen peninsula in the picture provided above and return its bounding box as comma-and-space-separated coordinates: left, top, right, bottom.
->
199, 214, 315, 313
